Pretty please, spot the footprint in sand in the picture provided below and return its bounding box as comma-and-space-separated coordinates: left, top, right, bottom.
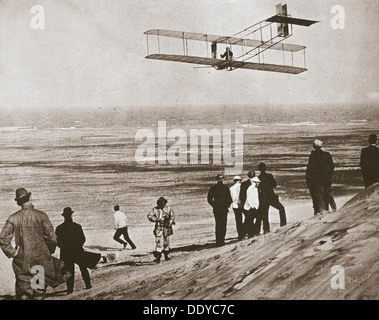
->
303, 237, 334, 257
302, 225, 359, 258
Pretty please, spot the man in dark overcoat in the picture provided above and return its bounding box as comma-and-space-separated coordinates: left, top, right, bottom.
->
257, 163, 287, 234
207, 173, 232, 246
55, 207, 91, 294
306, 139, 335, 217
360, 133, 379, 188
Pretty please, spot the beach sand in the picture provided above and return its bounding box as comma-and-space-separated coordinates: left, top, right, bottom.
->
0, 195, 353, 299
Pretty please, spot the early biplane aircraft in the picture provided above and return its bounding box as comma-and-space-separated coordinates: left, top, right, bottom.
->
144, 3, 318, 74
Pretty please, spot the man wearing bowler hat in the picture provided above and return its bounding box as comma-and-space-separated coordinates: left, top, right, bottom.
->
0, 188, 57, 300
55, 207, 92, 294
207, 173, 233, 246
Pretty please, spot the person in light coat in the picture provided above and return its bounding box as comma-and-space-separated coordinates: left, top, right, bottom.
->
0, 188, 57, 300
147, 197, 175, 263
244, 177, 261, 237
229, 176, 244, 239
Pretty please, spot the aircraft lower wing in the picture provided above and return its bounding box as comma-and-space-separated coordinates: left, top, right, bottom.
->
146, 54, 307, 74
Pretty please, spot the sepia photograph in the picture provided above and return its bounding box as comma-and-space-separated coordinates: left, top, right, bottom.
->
0, 0, 378, 310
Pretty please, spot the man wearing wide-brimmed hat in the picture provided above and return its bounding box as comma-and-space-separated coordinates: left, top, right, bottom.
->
147, 197, 175, 263
55, 207, 92, 294
0, 188, 57, 300
207, 173, 233, 246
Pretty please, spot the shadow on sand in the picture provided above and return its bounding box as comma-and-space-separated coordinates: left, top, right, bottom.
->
102, 260, 157, 268
171, 236, 240, 253
46, 289, 68, 298
0, 289, 68, 300
85, 245, 119, 251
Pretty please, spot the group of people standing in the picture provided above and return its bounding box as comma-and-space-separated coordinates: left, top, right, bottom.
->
208, 162, 287, 247
208, 134, 379, 246
0, 134, 377, 300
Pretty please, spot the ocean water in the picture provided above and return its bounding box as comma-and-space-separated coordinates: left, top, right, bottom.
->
0, 104, 377, 229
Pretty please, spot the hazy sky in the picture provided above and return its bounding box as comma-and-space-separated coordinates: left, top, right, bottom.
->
0, 0, 378, 111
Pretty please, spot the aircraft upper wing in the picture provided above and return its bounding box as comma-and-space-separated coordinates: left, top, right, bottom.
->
144, 29, 305, 52
266, 15, 319, 27
145, 54, 307, 74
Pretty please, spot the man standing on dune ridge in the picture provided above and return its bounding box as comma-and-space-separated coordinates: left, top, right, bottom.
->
360, 133, 379, 188
306, 139, 336, 218
239, 170, 255, 238
257, 162, 287, 234
244, 177, 261, 237
230, 175, 244, 240
207, 173, 233, 246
